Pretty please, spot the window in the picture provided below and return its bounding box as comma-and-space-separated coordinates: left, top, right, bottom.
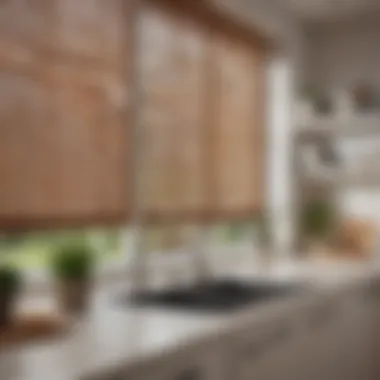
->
0, 222, 257, 274
0, 2, 268, 277
0, 228, 125, 271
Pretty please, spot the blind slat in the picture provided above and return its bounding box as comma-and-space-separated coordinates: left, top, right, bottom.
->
0, 0, 265, 230
0, 0, 129, 230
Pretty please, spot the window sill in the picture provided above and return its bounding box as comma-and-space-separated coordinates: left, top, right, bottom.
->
23, 257, 132, 296
22, 243, 260, 296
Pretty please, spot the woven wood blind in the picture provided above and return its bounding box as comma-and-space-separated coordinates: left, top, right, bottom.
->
139, 6, 206, 221
0, 0, 128, 230
211, 33, 264, 218
139, 3, 266, 223
0, 0, 266, 230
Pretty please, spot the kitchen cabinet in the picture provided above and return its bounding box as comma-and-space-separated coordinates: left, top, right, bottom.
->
226, 305, 306, 380
84, 276, 380, 380
226, 286, 377, 380
274, 297, 332, 380
105, 338, 224, 380
294, 285, 377, 380
373, 277, 380, 378
302, 294, 348, 380
235, 324, 297, 380
313, 283, 376, 380
342, 281, 377, 380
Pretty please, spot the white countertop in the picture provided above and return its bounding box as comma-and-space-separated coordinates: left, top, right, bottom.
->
0, 259, 378, 380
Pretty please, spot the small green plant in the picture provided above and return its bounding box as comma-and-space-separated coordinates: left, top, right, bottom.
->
255, 212, 271, 246
301, 199, 334, 240
299, 86, 332, 115
0, 265, 22, 326
299, 85, 316, 101
51, 243, 95, 281
0, 265, 22, 293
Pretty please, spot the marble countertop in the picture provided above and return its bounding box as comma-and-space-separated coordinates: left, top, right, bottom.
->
0, 259, 377, 380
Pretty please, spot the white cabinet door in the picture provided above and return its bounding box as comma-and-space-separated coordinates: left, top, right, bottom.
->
227, 311, 304, 380
335, 284, 377, 380
310, 297, 347, 380
282, 297, 333, 380
373, 278, 380, 379
296, 285, 377, 380
155, 339, 224, 380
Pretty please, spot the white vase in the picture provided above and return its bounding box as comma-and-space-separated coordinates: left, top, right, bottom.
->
296, 100, 315, 125
334, 89, 354, 120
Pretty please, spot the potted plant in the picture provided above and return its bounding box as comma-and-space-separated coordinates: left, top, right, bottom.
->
297, 86, 332, 121
300, 198, 335, 253
0, 265, 22, 328
352, 84, 375, 112
314, 93, 333, 115
50, 243, 95, 314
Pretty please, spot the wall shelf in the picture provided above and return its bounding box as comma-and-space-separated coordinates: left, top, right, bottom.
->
301, 172, 380, 189
296, 114, 380, 140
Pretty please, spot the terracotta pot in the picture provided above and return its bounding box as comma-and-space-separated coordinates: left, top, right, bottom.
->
353, 85, 375, 111
56, 280, 92, 314
0, 288, 17, 328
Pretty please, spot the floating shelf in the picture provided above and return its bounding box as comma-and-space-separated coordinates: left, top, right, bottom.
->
341, 172, 380, 188
300, 170, 380, 189
296, 114, 380, 140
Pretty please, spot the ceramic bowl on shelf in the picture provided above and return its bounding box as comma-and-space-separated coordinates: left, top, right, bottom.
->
295, 99, 315, 125
333, 88, 355, 120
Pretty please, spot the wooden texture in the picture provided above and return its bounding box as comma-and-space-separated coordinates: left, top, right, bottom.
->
0, 313, 70, 349
211, 32, 262, 214
139, 6, 206, 217
0, 0, 266, 229
138, 6, 177, 215
0, 0, 129, 229
137, 2, 266, 223
172, 18, 206, 213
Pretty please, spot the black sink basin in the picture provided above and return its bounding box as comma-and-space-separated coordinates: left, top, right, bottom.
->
126, 278, 299, 313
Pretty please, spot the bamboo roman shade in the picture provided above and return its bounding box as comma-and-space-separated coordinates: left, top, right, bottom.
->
0, 0, 267, 230
139, 2, 266, 223
0, 0, 128, 229
139, 7, 207, 221
211, 31, 264, 217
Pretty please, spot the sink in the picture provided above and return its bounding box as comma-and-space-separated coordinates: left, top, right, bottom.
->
125, 278, 300, 313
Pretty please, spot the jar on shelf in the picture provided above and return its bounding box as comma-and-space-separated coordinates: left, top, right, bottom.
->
333, 88, 354, 119
352, 84, 376, 113
295, 98, 315, 125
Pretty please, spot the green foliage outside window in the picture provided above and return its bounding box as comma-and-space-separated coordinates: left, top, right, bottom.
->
0, 228, 123, 269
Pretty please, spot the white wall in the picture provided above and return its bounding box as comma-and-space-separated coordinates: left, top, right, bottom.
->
211, 0, 305, 66
304, 15, 380, 225
267, 58, 295, 255
304, 15, 380, 91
